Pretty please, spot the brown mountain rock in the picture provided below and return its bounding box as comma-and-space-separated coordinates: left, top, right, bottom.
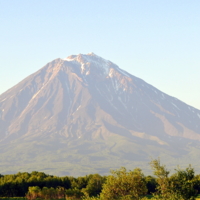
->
0, 53, 200, 176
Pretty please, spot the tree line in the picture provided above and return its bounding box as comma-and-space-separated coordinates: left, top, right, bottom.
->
0, 159, 200, 200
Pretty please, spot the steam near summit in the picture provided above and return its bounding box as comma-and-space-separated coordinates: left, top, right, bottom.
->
0, 53, 200, 176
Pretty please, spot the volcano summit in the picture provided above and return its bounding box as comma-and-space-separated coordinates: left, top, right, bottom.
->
0, 53, 200, 175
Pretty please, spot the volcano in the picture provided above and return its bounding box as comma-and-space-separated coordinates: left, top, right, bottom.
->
0, 53, 200, 176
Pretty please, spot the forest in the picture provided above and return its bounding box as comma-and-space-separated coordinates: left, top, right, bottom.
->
0, 159, 200, 200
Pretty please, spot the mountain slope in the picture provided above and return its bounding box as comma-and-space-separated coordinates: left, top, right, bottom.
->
0, 53, 200, 176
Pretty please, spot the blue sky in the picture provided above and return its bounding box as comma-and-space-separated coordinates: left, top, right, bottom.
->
1, 0, 200, 109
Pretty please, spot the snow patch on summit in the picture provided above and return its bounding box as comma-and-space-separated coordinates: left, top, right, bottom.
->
83, 53, 111, 74
63, 58, 74, 61
63, 53, 132, 82
63, 53, 113, 75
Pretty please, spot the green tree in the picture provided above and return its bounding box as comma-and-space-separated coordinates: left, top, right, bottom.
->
56, 186, 66, 199
170, 165, 197, 200
100, 167, 147, 200
41, 187, 49, 200
145, 175, 156, 195
26, 186, 41, 200
65, 188, 84, 199
150, 159, 197, 200
150, 159, 172, 199
82, 174, 105, 197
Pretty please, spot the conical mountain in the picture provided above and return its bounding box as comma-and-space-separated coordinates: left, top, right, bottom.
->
0, 53, 200, 175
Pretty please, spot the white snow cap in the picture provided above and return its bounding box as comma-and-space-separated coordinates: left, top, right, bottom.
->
63, 53, 116, 75
62, 53, 132, 78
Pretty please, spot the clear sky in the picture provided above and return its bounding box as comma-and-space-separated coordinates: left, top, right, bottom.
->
1, 0, 200, 109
